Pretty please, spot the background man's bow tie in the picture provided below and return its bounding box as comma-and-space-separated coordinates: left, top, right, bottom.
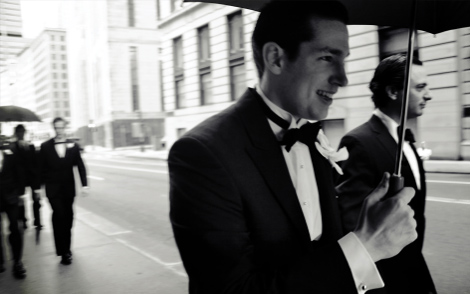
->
397, 126, 416, 144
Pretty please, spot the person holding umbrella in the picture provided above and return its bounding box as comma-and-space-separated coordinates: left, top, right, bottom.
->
169, 2, 418, 293
336, 54, 435, 293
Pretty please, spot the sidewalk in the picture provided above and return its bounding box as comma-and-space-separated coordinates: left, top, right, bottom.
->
0, 198, 185, 294
83, 146, 470, 174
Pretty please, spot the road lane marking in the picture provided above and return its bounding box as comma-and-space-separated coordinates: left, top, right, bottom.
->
427, 197, 470, 205
87, 175, 105, 181
87, 163, 168, 174
426, 180, 470, 185
115, 238, 187, 277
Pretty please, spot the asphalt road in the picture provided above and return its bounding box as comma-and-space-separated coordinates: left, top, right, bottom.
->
80, 154, 470, 294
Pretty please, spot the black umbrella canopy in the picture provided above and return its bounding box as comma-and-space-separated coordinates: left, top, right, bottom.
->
184, 0, 470, 34
0, 105, 42, 122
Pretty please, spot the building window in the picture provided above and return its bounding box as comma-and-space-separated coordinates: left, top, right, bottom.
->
60, 36, 65, 41
52, 63, 56, 69
51, 35, 55, 41
175, 79, 186, 109
200, 71, 213, 105
198, 25, 210, 64
62, 73, 67, 79
65, 111, 69, 116
53, 73, 57, 78
55, 101, 60, 108
61, 55, 66, 60
128, 0, 135, 27
52, 54, 56, 60
464, 107, 470, 141
228, 11, 244, 57
130, 46, 140, 111
230, 62, 245, 101
51, 45, 55, 50
378, 27, 419, 60
177, 128, 186, 138
198, 25, 212, 105
173, 36, 184, 76
64, 101, 69, 107
156, 0, 161, 20
61, 45, 65, 50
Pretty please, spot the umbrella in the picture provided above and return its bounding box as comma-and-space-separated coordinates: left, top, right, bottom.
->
0, 105, 42, 122
185, 0, 470, 193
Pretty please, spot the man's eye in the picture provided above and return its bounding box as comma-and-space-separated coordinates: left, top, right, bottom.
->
320, 56, 333, 62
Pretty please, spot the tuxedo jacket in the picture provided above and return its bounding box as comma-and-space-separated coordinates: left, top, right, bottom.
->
0, 150, 25, 208
169, 89, 358, 294
11, 141, 40, 190
335, 115, 435, 293
39, 139, 87, 198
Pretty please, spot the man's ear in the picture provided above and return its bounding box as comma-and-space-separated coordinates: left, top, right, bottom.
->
385, 85, 399, 101
262, 42, 284, 75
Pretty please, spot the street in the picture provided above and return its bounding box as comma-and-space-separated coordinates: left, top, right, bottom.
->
78, 154, 469, 293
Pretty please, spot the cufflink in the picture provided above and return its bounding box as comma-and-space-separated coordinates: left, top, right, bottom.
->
359, 283, 367, 291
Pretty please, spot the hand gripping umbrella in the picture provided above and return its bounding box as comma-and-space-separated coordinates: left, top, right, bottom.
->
185, 0, 470, 194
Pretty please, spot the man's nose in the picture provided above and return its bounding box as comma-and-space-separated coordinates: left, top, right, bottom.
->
330, 64, 348, 87
424, 88, 432, 101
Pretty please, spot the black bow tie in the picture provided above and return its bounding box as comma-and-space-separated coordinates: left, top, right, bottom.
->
258, 95, 322, 152
281, 122, 322, 152
405, 129, 415, 144
397, 127, 416, 144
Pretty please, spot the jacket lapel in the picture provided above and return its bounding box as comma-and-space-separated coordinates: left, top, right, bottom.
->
238, 89, 311, 241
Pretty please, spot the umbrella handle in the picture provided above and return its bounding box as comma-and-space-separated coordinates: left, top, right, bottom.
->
385, 174, 404, 198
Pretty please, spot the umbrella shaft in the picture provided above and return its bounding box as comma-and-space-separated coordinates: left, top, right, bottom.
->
394, 0, 417, 177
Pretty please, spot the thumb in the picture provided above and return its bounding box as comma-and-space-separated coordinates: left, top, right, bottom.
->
365, 172, 390, 204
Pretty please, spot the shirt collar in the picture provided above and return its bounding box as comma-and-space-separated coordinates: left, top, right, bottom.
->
373, 109, 399, 142
255, 84, 314, 131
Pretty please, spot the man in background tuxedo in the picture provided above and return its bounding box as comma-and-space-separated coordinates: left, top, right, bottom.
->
169, 2, 418, 293
38, 117, 88, 265
0, 133, 27, 278
11, 124, 42, 230
336, 54, 436, 293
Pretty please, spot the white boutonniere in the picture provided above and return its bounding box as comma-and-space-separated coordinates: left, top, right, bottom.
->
67, 143, 75, 148
417, 141, 432, 160
315, 130, 349, 175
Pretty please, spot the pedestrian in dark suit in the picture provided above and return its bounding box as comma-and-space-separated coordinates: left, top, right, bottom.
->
11, 124, 42, 230
168, 2, 418, 293
0, 137, 27, 278
336, 54, 436, 293
38, 117, 88, 265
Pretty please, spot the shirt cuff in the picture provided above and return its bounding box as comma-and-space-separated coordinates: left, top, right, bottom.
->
338, 232, 384, 293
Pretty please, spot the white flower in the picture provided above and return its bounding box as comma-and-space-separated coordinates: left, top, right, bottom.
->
315, 130, 349, 174
417, 147, 432, 160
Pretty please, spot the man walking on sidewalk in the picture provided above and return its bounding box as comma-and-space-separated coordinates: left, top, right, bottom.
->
11, 124, 42, 230
335, 54, 436, 293
38, 117, 89, 265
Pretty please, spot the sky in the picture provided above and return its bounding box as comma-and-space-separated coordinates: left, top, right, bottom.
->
20, 0, 62, 39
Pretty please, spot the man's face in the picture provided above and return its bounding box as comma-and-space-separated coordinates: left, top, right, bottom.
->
54, 121, 66, 138
403, 65, 432, 119
277, 17, 349, 120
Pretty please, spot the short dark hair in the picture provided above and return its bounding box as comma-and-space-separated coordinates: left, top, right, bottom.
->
252, 0, 348, 79
14, 124, 26, 134
369, 54, 423, 109
52, 117, 66, 127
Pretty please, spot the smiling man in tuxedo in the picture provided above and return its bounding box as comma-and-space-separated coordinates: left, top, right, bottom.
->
169, 2, 418, 293
336, 54, 435, 293
38, 117, 88, 265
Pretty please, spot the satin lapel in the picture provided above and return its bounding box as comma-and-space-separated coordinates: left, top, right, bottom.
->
308, 145, 343, 241
240, 89, 310, 241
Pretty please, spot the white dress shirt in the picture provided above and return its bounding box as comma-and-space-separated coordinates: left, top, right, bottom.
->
373, 109, 421, 190
256, 86, 383, 293
55, 139, 67, 158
